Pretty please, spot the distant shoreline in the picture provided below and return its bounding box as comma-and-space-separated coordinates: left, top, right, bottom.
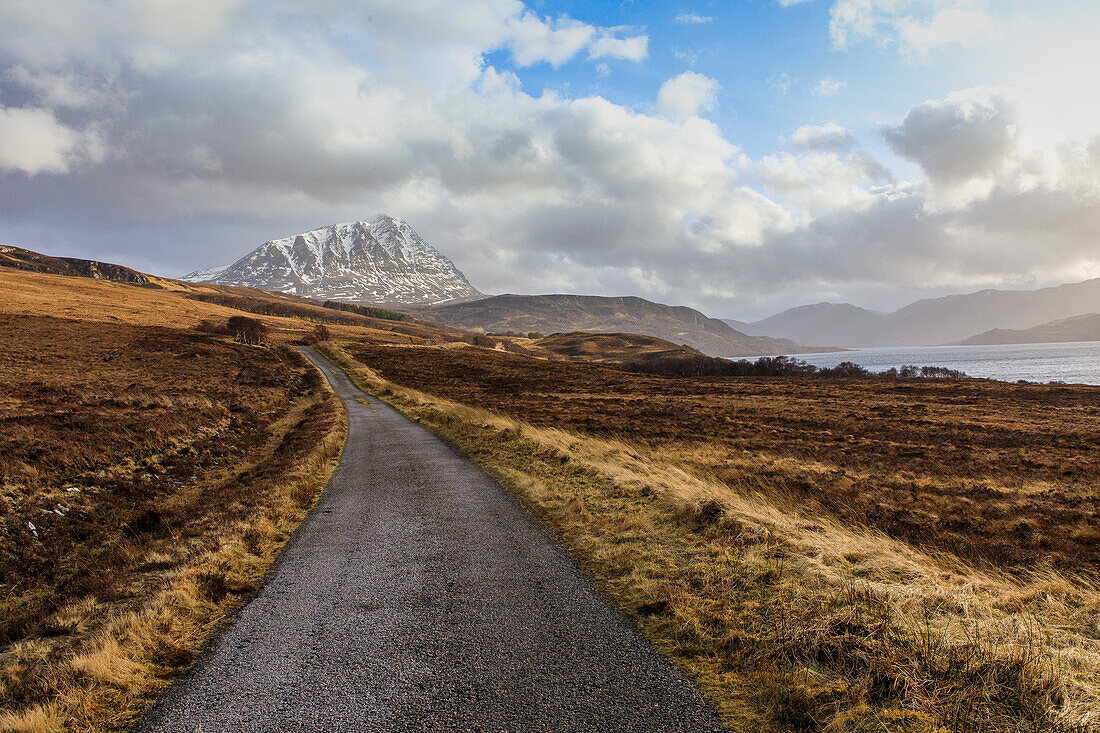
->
781, 341, 1100, 387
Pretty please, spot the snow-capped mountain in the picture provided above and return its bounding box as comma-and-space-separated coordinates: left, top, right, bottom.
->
183, 215, 481, 305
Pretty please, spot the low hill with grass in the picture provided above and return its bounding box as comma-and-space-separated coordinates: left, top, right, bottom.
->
532, 331, 702, 362
0, 244, 153, 285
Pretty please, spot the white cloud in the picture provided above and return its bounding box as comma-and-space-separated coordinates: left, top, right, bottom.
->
588, 32, 649, 62
830, 0, 996, 55
0, 0, 245, 70
756, 150, 890, 215
672, 47, 700, 66
0, 105, 104, 174
790, 122, 857, 151
4, 66, 109, 109
896, 8, 995, 55
506, 13, 595, 67
813, 78, 845, 97
675, 13, 712, 24
0, 1, 647, 86
883, 86, 1018, 206
656, 71, 721, 120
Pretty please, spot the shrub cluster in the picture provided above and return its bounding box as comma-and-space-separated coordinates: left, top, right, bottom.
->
195, 319, 228, 335
195, 316, 269, 345
227, 316, 268, 345
468, 334, 496, 348
300, 324, 333, 345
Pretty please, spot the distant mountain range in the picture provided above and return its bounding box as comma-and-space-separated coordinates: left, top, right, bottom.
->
958, 313, 1100, 346
411, 294, 826, 357
184, 215, 481, 306
731, 279, 1100, 347
47, 209, 1098, 352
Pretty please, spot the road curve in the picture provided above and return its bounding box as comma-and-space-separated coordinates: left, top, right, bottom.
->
136, 347, 723, 732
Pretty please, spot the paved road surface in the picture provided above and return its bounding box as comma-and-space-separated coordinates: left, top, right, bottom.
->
137, 347, 723, 732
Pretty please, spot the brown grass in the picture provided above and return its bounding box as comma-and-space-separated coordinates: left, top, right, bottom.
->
323, 341, 1100, 733
0, 270, 355, 731
0, 267, 452, 348
344, 343, 1100, 575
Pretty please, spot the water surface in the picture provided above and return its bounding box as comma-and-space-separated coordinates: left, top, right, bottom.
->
783, 341, 1100, 386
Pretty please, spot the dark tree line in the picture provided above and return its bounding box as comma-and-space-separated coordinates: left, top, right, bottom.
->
623, 353, 966, 380
485, 330, 545, 339
188, 293, 413, 328
322, 300, 414, 323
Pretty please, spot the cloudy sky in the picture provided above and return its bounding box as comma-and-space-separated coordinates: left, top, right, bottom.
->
1, 0, 1098, 319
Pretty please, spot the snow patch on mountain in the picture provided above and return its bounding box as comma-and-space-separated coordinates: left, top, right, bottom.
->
183, 215, 481, 305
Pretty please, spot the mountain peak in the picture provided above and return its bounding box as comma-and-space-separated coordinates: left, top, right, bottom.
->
184, 217, 481, 306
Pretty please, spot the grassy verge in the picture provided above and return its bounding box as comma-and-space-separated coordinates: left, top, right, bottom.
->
321, 342, 1100, 733
0, 346, 346, 732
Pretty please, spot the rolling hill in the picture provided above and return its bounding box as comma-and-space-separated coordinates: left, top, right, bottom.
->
532, 331, 702, 362
0, 244, 153, 285
413, 294, 821, 357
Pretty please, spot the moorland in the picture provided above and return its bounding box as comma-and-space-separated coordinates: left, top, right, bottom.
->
2, 251, 1099, 732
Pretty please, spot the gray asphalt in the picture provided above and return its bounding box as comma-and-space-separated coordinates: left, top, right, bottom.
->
136, 347, 723, 732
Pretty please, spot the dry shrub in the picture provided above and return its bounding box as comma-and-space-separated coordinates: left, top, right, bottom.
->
194, 319, 227, 335
469, 334, 496, 348
300, 323, 333, 345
